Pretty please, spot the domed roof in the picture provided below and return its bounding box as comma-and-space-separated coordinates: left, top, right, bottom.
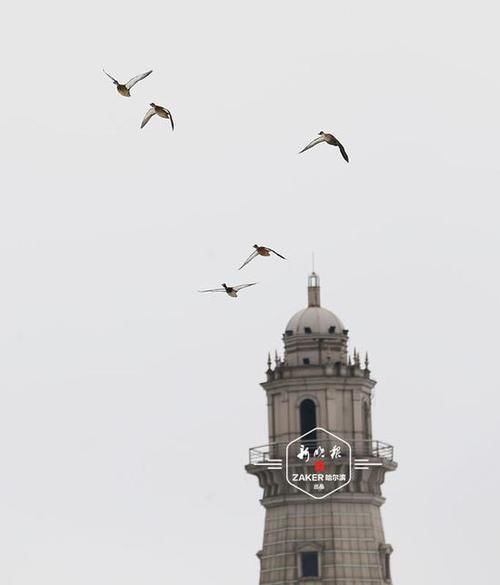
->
286, 306, 345, 336
285, 272, 345, 335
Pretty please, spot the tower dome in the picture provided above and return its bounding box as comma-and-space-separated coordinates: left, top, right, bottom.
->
282, 273, 349, 367
286, 306, 344, 337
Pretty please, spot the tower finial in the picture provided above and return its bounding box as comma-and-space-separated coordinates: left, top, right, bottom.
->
365, 352, 369, 368
267, 352, 272, 370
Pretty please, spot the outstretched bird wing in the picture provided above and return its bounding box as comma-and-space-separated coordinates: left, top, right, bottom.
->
233, 282, 257, 291
299, 135, 326, 154
125, 70, 153, 90
268, 248, 286, 260
337, 141, 349, 162
198, 287, 226, 293
238, 250, 259, 270
102, 69, 119, 84
140, 108, 156, 128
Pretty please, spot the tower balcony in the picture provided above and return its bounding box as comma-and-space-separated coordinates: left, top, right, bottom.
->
248, 438, 395, 466
246, 438, 396, 500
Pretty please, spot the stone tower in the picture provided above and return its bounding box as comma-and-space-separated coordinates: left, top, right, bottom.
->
246, 273, 396, 585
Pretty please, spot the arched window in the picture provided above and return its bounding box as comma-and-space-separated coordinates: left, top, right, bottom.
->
300, 399, 317, 445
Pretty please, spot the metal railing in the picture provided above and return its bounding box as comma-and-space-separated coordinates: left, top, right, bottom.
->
249, 438, 394, 465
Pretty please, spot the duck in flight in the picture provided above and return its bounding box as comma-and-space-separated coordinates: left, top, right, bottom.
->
238, 245, 286, 270
198, 283, 257, 298
299, 131, 349, 162
141, 103, 174, 130
102, 69, 152, 97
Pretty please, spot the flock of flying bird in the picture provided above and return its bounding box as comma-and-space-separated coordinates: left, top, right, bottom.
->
103, 68, 174, 130
104, 67, 350, 298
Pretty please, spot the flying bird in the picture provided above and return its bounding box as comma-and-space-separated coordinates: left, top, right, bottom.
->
140, 103, 174, 131
198, 283, 257, 298
238, 245, 286, 270
299, 131, 349, 162
102, 69, 152, 97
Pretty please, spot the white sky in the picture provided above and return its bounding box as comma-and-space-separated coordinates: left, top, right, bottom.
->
0, 1, 499, 584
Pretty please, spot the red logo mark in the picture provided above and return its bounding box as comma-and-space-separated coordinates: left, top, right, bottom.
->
313, 460, 325, 473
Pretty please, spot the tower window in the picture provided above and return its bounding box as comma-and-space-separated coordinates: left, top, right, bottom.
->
300, 551, 319, 577
328, 326, 336, 334
285, 330, 293, 336
302, 358, 310, 365
304, 327, 312, 334
363, 401, 371, 442
299, 399, 317, 443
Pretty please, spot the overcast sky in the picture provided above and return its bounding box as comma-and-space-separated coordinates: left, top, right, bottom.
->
0, 1, 499, 584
